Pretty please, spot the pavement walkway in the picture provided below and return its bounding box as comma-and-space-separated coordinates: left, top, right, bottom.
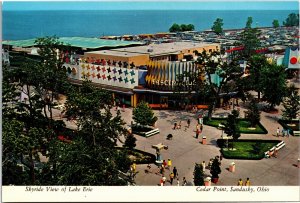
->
54, 92, 300, 186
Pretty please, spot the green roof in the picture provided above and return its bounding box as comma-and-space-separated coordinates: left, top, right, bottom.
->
2, 37, 143, 49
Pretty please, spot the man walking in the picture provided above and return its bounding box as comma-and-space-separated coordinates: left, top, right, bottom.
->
237, 178, 243, 186
276, 127, 280, 137
173, 167, 178, 178
169, 172, 174, 185
245, 178, 251, 186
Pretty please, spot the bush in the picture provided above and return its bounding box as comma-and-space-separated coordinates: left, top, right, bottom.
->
115, 147, 156, 164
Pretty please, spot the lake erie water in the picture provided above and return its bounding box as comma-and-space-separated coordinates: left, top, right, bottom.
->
3, 10, 297, 40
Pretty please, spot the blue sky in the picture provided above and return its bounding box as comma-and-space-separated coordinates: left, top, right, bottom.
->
3, 1, 299, 11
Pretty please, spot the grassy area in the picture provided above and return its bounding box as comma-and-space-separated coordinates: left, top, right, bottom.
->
204, 118, 268, 134
221, 141, 276, 159
217, 139, 281, 160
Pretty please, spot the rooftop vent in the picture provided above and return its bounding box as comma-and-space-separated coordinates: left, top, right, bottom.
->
147, 48, 153, 52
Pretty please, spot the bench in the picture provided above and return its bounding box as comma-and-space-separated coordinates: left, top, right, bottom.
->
264, 141, 285, 158
144, 128, 160, 137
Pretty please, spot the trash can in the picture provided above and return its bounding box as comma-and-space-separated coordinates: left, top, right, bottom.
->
229, 162, 235, 172
202, 136, 207, 145
298, 158, 300, 168
204, 177, 211, 186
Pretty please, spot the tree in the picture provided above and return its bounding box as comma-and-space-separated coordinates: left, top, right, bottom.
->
34, 37, 71, 121
2, 38, 66, 184
247, 54, 268, 100
245, 99, 261, 127
50, 80, 132, 185
282, 84, 300, 121
187, 24, 195, 31
211, 18, 224, 35
260, 64, 287, 110
224, 109, 240, 149
194, 49, 243, 118
239, 28, 261, 58
133, 101, 157, 126
210, 157, 221, 182
124, 133, 137, 150
283, 13, 299, 26
272, 19, 280, 28
169, 23, 195, 32
246, 17, 253, 28
169, 23, 181, 32
193, 163, 204, 186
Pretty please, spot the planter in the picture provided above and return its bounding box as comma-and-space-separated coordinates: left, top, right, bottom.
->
212, 177, 219, 183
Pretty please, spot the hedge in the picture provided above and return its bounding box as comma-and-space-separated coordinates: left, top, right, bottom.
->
217, 139, 281, 160
115, 147, 156, 164
203, 117, 268, 134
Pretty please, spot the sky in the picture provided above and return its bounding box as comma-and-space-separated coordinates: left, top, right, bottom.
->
2, 1, 299, 11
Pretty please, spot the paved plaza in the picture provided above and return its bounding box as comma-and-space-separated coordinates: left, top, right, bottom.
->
55, 80, 300, 186
112, 103, 299, 186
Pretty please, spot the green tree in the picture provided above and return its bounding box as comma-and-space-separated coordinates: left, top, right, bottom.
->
247, 54, 268, 100
245, 99, 261, 127
283, 13, 299, 26
246, 16, 253, 28
50, 80, 132, 185
272, 19, 280, 28
169, 23, 181, 32
224, 110, 240, 149
187, 24, 195, 31
211, 18, 224, 35
133, 101, 157, 126
239, 28, 261, 58
124, 133, 137, 150
194, 49, 243, 118
260, 64, 287, 110
210, 157, 221, 180
2, 119, 31, 185
282, 84, 300, 121
193, 163, 204, 186
34, 37, 71, 121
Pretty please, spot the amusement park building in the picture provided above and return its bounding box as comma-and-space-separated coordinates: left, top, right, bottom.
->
63, 41, 220, 107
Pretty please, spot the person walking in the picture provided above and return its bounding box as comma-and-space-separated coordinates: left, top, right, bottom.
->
132, 162, 136, 173
276, 127, 280, 137
202, 161, 206, 173
273, 148, 278, 158
163, 160, 167, 168
182, 177, 187, 186
177, 178, 180, 186
162, 175, 167, 185
169, 172, 174, 185
282, 128, 286, 137
173, 167, 178, 178
245, 178, 251, 186
173, 123, 177, 130
237, 178, 243, 186
167, 159, 172, 169
196, 129, 200, 139
160, 178, 164, 186
178, 121, 182, 129
187, 119, 191, 128
200, 124, 203, 132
